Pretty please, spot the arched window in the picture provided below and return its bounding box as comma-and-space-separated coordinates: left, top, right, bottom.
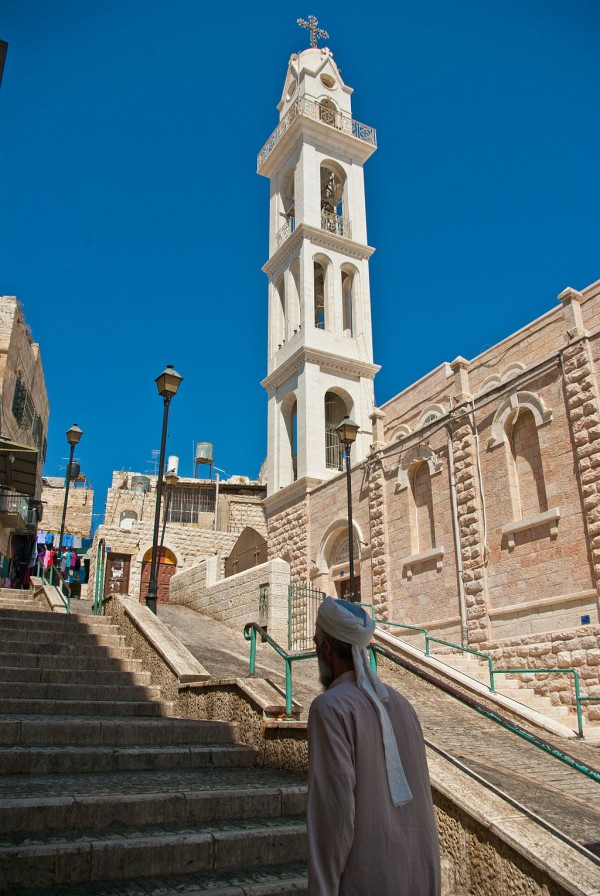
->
320, 162, 349, 237
119, 510, 137, 531
314, 261, 326, 329
341, 269, 354, 336
281, 393, 298, 485
508, 408, 548, 519
289, 258, 300, 336
318, 97, 339, 127
325, 391, 347, 470
274, 276, 285, 347
411, 462, 435, 553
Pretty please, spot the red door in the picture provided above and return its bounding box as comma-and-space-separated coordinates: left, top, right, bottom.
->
139, 547, 177, 604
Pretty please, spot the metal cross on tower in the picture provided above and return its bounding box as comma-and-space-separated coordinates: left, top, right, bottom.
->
297, 15, 329, 48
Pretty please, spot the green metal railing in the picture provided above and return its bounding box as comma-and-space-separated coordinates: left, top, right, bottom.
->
372, 643, 600, 784
375, 616, 596, 738
35, 561, 71, 613
93, 538, 106, 616
490, 667, 585, 739
244, 622, 316, 717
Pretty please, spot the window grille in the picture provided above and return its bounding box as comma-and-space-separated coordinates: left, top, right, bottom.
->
168, 487, 215, 523
12, 380, 25, 424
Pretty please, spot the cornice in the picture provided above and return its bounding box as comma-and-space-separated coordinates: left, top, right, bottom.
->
263, 476, 323, 516
262, 223, 375, 278
261, 345, 380, 392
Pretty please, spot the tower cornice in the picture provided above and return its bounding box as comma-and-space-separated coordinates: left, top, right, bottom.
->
263, 223, 375, 278
261, 345, 380, 393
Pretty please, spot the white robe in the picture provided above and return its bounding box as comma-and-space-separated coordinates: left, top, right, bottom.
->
307, 671, 441, 896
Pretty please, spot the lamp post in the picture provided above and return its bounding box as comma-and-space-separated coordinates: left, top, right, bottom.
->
58, 424, 83, 560
159, 469, 178, 561
336, 415, 359, 602
145, 366, 183, 615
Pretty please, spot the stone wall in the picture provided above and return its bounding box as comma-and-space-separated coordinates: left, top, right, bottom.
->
90, 521, 238, 602
268, 492, 310, 585
40, 482, 94, 537
169, 557, 291, 647
484, 624, 600, 721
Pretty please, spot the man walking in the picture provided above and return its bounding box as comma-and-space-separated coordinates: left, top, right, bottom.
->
307, 596, 441, 895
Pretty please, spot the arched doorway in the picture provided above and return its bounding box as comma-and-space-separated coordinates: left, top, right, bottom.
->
139, 546, 177, 604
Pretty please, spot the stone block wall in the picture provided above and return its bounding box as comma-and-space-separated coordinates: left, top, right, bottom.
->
40, 483, 94, 537
485, 624, 600, 721
169, 557, 291, 646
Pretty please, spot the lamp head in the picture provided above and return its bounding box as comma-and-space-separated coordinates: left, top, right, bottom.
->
336, 416, 359, 447
155, 365, 183, 398
165, 470, 179, 488
66, 423, 83, 447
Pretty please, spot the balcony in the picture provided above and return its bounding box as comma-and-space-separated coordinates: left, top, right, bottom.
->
321, 211, 352, 239
258, 97, 377, 171
0, 489, 32, 529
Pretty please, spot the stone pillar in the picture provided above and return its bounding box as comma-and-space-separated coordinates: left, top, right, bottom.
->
559, 288, 600, 599
370, 407, 386, 451
450, 407, 490, 647
450, 356, 471, 403
367, 449, 390, 618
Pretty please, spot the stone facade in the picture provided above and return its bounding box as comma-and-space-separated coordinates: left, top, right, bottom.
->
39, 478, 94, 538
264, 278, 600, 721
0, 296, 48, 573
91, 469, 266, 603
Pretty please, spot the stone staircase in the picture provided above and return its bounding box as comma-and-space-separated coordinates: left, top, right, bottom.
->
431, 650, 599, 736
0, 602, 308, 895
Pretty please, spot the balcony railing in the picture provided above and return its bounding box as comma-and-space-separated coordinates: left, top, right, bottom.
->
0, 490, 30, 527
321, 211, 352, 239
276, 217, 295, 248
258, 96, 377, 170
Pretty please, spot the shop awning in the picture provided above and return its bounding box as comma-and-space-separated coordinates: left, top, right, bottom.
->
0, 439, 39, 498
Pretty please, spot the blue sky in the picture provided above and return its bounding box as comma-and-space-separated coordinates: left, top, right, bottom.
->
1, 0, 598, 528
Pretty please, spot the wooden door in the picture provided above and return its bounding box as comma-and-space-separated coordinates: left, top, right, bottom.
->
139, 547, 177, 604
104, 553, 131, 597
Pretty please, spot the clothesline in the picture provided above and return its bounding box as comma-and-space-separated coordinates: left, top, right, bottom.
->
36, 530, 83, 549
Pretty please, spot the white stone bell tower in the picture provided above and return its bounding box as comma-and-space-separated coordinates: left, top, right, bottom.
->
258, 22, 379, 498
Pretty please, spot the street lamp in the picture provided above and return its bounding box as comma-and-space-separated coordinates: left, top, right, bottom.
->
145, 366, 183, 614
336, 415, 359, 602
58, 423, 83, 559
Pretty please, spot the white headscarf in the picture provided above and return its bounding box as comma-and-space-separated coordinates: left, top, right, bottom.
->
316, 596, 413, 808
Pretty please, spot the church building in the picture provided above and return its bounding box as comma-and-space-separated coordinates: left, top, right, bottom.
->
258, 24, 600, 722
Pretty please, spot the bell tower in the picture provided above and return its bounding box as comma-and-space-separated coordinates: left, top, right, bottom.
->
258, 22, 379, 498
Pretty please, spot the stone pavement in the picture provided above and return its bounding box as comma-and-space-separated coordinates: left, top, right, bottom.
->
158, 604, 600, 858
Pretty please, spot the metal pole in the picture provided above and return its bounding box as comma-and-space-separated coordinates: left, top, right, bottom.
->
58, 443, 75, 560
345, 442, 355, 601
159, 483, 173, 558
145, 397, 171, 614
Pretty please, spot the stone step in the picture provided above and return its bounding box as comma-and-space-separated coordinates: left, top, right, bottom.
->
0, 816, 307, 890
0, 627, 127, 648
0, 641, 136, 660
0, 698, 171, 717
0, 768, 305, 833
0, 609, 112, 627
7, 862, 308, 896
0, 715, 244, 748
0, 650, 143, 672
0, 665, 152, 686
0, 599, 45, 611
0, 742, 259, 775
0, 681, 162, 703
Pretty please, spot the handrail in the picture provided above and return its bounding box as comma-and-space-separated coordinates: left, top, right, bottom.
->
425, 635, 494, 690
243, 622, 316, 717
490, 667, 585, 739
93, 538, 106, 616
35, 561, 71, 613
374, 616, 594, 737
372, 643, 600, 784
